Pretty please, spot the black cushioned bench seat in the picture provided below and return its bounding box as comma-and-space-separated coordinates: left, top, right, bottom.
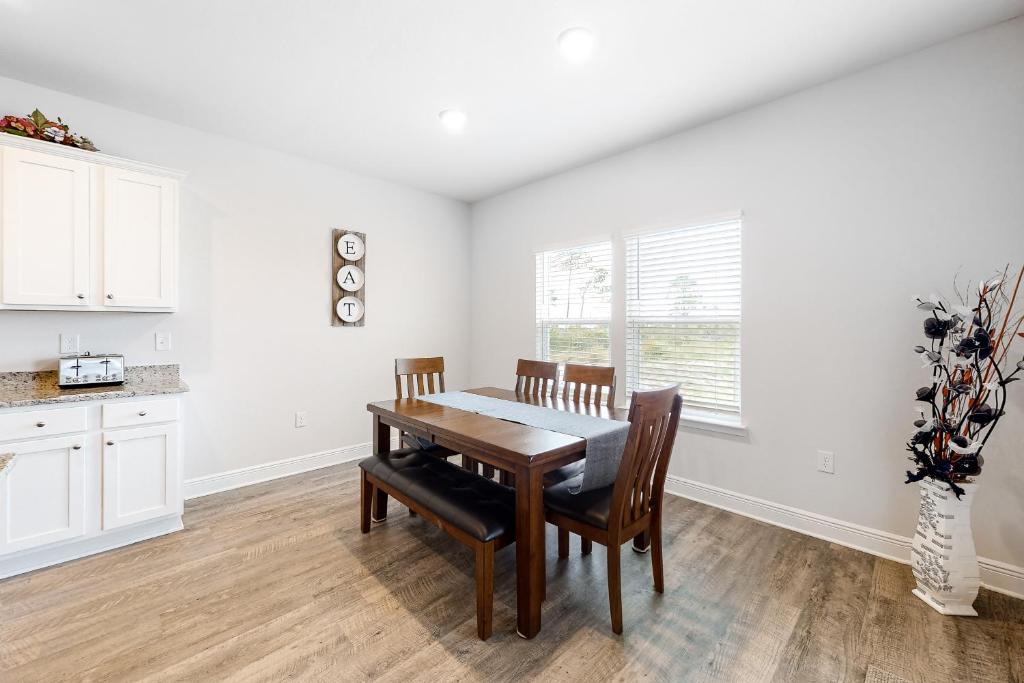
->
358, 447, 516, 640
359, 448, 515, 542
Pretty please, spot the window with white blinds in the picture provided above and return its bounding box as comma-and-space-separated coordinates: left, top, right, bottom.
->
535, 242, 613, 366
625, 219, 741, 417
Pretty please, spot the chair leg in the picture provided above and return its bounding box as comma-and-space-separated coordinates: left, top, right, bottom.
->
651, 515, 664, 593
632, 528, 651, 553
581, 538, 592, 555
475, 542, 494, 640
371, 486, 388, 522
558, 528, 569, 559
607, 542, 623, 634
360, 470, 372, 533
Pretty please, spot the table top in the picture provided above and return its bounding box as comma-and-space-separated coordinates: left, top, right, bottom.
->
367, 387, 627, 468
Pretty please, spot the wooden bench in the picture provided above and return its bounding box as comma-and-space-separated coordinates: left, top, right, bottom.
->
358, 448, 515, 640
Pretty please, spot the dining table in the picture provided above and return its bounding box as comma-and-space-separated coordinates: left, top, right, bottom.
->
366, 386, 628, 639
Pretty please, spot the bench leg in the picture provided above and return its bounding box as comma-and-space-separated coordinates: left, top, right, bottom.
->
557, 528, 569, 559
360, 470, 372, 533
371, 486, 388, 522
581, 538, 592, 555
475, 542, 494, 640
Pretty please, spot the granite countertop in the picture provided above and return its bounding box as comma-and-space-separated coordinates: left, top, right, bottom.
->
0, 364, 189, 409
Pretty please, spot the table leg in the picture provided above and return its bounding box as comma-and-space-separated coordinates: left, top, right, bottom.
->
515, 467, 544, 638
371, 414, 390, 522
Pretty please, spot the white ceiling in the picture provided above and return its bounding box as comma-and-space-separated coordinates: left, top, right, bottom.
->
0, 1, 1021, 202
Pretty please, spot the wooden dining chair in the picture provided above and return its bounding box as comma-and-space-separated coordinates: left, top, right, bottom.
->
544, 385, 682, 634
561, 363, 616, 409
390, 357, 472, 516
496, 358, 561, 486
514, 359, 559, 399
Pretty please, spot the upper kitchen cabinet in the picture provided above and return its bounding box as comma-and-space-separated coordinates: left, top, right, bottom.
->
103, 168, 177, 308
1, 147, 92, 307
0, 135, 184, 312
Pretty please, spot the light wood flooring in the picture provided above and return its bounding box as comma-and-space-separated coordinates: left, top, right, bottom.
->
1, 462, 1021, 682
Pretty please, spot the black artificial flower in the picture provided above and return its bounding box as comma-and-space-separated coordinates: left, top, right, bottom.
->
968, 404, 996, 425
916, 385, 936, 402
924, 317, 951, 339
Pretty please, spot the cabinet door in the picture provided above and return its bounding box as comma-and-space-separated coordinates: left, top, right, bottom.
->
1, 147, 92, 306
0, 435, 87, 554
102, 424, 180, 530
102, 168, 176, 308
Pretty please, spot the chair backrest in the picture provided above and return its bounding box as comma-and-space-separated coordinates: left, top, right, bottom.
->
562, 363, 616, 408
514, 359, 558, 399
395, 357, 446, 398
608, 386, 682, 536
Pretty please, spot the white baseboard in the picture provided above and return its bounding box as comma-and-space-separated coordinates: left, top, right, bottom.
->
665, 475, 1024, 600
183, 436, 400, 500
184, 443, 370, 500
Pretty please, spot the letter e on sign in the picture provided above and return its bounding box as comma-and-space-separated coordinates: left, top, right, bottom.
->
337, 233, 365, 261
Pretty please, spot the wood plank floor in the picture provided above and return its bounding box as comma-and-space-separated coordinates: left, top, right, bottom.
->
1, 462, 1021, 682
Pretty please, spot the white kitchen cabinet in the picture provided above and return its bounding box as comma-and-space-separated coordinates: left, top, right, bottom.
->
0, 435, 87, 554
0, 395, 185, 578
102, 168, 177, 308
102, 423, 180, 530
0, 135, 183, 312
0, 146, 92, 307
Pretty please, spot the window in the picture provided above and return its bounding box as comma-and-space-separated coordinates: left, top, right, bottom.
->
625, 219, 741, 418
535, 242, 613, 366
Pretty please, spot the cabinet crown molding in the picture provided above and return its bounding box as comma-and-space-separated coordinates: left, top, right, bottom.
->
0, 132, 186, 180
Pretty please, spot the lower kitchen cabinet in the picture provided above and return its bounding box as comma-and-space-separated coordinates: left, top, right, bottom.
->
103, 423, 180, 530
0, 396, 185, 578
0, 435, 87, 554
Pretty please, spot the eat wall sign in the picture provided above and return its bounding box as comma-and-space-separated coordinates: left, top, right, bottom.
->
331, 229, 366, 327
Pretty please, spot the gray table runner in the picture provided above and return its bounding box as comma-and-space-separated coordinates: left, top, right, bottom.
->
416, 391, 630, 493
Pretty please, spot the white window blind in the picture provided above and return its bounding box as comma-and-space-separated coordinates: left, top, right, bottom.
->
625, 219, 741, 416
535, 242, 613, 366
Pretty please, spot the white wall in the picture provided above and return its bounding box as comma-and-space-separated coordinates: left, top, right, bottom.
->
0, 76, 472, 482
469, 19, 1024, 571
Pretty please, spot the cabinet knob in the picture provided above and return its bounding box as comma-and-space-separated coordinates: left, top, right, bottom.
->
35, 421, 46, 428
76, 293, 85, 300
138, 410, 148, 416
72, 445, 82, 450
106, 294, 114, 300
106, 440, 115, 446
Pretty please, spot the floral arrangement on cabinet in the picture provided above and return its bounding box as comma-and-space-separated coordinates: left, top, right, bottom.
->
907, 265, 1023, 496
0, 109, 98, 151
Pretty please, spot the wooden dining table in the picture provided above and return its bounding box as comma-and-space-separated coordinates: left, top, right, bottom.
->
366, 386, 627, 639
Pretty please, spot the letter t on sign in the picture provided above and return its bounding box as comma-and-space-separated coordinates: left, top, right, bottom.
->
331, 229, 366, 327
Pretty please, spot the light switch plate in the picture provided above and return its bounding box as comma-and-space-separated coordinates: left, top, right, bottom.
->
155, 331, 172, 351
60, 333, 80, 355
295, 411, 308, 428
817, 450, 835, 474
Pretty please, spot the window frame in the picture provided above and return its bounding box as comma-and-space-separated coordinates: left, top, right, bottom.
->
533, 214, 747, 437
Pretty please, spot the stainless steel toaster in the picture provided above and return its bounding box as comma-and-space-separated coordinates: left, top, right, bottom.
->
58, 353, 125, 388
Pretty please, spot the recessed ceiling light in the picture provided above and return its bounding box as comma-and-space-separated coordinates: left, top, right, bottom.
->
558, 27, 595, 64
438, 109, 467, 134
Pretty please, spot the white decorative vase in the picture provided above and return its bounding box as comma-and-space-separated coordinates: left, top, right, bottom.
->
911, 477, 980, 616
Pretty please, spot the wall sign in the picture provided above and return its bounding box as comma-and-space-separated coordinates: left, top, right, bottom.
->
332, 229, 366, 326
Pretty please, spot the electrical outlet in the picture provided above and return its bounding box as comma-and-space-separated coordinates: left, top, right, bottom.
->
817, 450, 835, 474
155, 331, 172, 351
60, 333, 80, 355
295, 411, 308, 428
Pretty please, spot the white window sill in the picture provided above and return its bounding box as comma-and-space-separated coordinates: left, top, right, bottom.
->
678, 411, 748, 438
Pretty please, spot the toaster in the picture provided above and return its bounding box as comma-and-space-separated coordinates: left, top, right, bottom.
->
58, 353, 125, 388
